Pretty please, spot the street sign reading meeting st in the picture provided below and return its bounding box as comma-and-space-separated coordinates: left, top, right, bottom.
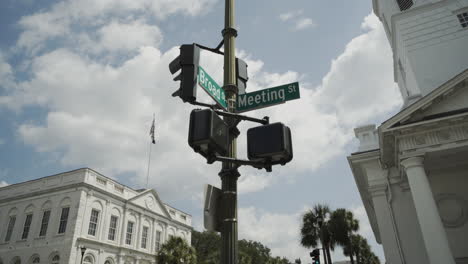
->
236, 82, 300, 113
198, 66, 228, 110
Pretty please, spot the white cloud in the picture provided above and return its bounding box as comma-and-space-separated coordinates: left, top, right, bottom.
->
279, 10, 316, 31
315, 13, 402, 128
16, 0, 216, 54
239, 206, 303, 260
94, 20, 163, 53
294, 18, 316, 31
279, 10, 303, 22
0, 169, 8, 187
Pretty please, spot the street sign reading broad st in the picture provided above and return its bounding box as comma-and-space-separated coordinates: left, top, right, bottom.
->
198, 66, 228, 110
198, 65, 300, 112
236, 82, 300, 113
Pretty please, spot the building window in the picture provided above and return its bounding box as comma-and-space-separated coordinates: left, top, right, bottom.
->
457, 12, 468, 28
141, 226, 148, 249
51, 255, 60, 264
39, 210, 51, 237
155, 230, 162, 251
396, 0, 413, 11
5, 216, 16, 242
108, 215, 118, 241
58, 207, 70, 234
21, 214, 33, 239
32, 257, 40, 264
88, 209, 100, 236
180, 215, 187, 221
125, 221, 134, 245
83, 256, 93, 264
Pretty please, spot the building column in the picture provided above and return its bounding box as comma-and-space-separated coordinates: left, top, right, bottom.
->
136, 213, 142, 250
100, 200, 110, 241
120, 208, 128, 246
401, 156, 455, 264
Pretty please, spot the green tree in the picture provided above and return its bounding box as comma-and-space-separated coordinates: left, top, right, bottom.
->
157, 236, 197, 264
191, 230, 292, 264
239, 239, 271, 264
329, 209, 359, 264
300, 204, 334, 264
191, 231, 220, 264
268, 256, 290, 264
345, 234, 380, 264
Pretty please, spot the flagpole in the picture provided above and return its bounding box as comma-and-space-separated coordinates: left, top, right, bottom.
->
146, 140, 152, 188
146, 113, 156, 189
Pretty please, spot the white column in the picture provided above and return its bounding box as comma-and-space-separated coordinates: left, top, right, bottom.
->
120, 208, 128, 246
151, 219, 156, 254
401, 156, 455, 264
136, 213, 142, 250
100, 200, 110, 241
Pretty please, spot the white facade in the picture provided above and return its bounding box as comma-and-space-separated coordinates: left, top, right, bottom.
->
374, 0, 468, 106
349, 1, 468, 264
0, 168, 192, 264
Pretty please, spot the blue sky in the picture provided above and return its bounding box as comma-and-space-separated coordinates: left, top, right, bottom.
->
0, 0, 403, 262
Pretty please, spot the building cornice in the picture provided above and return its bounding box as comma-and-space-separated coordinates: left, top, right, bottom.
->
379, 69, 468, 167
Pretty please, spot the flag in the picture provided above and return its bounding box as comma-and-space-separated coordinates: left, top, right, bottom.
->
150, 115, 156, 144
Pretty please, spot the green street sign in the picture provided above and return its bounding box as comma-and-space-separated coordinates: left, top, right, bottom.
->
236, 82, 300, 113
198, 66, 227, 110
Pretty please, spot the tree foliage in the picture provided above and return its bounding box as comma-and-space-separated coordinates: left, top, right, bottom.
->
300, 205, 381, 264
300, 204, 334, 264
329, 208, 359, 264
191, 230, 293, 264
157, 236, 197, 264
191, 231, 220, 264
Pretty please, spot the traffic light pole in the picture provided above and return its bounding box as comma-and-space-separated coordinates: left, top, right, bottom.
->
220, 0, 239, 263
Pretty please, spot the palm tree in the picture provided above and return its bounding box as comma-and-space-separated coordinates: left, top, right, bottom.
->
329, 209, 359, 264
300, 204, 333, 264
157, 236, 197, 264
347, 234, 381, 264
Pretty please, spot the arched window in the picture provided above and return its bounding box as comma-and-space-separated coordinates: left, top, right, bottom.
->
51, 255, 59, 264
32, 257, 40, 264
83, 256, 93, 264
104, 261, 111, 264
10, 257, 21, 264
396, 0, 413, 11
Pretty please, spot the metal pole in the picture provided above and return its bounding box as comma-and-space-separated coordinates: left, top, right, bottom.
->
220, 0, 238, 263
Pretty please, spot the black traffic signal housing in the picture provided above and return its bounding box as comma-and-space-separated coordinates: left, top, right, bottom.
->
247, 122, 293, 166
236, 58, 248, 95
169, 44, 200, 103
310, 249, 320, 264
188, 109, 229, 163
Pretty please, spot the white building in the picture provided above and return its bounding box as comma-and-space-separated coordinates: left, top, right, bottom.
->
0, 168, 192, 264
348, 0, 468, 264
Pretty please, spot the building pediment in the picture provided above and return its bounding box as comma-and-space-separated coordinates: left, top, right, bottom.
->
379, 69, 468, 167
128, 189, 171, 218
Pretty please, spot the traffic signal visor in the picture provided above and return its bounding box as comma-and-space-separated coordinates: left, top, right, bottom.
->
169, 44, 200, 103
